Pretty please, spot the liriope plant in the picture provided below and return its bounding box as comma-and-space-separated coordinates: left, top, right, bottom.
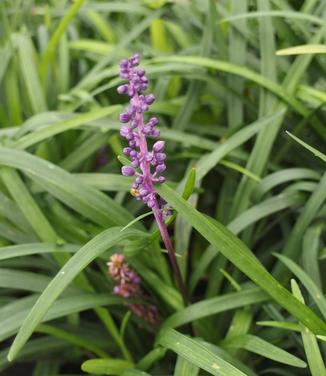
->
0, 0, 325, 375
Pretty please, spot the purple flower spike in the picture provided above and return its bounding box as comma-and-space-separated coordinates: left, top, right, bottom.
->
117, 54, 188, 305
117, 53, 170, 216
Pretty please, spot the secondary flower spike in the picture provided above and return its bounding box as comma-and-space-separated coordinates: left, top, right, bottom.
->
107, 254, 160, 327
117, 53, 171, 216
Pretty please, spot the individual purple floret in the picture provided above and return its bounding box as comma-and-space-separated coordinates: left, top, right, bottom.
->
117, 53, 171, 218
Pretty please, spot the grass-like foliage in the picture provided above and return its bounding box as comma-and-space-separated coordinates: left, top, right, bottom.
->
0, 0, 325, 375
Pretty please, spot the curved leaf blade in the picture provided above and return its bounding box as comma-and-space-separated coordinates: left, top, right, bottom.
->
7, 227, 145, 361
157, 184, 326, 335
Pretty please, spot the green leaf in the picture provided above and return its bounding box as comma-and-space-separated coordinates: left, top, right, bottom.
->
182, 168, 196, 201
74, 173, 133, 192
7, 227, 145, 361
137, 347, 166, 371
275, 172, 326, 273
131, 260, 183, 311
0, 148, 136, 227
302, 225, 323, 288
253, 168, 320, 202
122, 370, 151, 376
157, 183, 326, 335
0, 268, 62, 293
257, 321, 301, 332
153, 56, 300, 111
227, 0, 247, 129
150, 18, 172, 53
0, 191, 34, 234
14, 106, 121, 150
0, 43, 11, 86
0, 293, 122, 343
163, 287, 268, 328
157, 328, 246, 376
0, 243, 78, 261
277, 44, 326, 55
195, 110, 285, 180
85, 10, 116, 43
171, 0, 214, 131
14, 32, 47, 113
0, 168, 58, 242
219, 10, 326, 26
174, 355, 199, 376
227, 192, 303, 235
286, 131, 326, 163
275, 254, 326, 319
0, 337, 69, 373
291, 280, 326, 376
81, 358, 134, 375
40, 0, 86, 84
36, 324, 109, 358
222, 334, 306, 368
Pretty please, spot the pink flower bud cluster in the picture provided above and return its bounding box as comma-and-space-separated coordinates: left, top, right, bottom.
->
107, 254, 160, 327
117, 54, 171, 216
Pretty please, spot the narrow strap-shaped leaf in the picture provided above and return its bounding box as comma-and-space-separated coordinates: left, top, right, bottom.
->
0, 243, 78, 261
7, 227, 145, 361
157, 328, 246, 376
274, 172, 326, 277
222, 334, 306, 368
0, 293, 122, 343
163, 288, 268, 328
253, 168, 320, 202
81, 358, 134, 375
0, 167, 58, 243
174, 355, 199, 376
275, 254, 326, 319
286, 131, 326, 163
13, 106, 120, 150
291, 280, 326, 376
0, 148, 136, 228
157, 183, 326, 335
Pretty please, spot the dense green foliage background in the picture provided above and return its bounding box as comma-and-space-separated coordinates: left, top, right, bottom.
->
0, 0, 325, 375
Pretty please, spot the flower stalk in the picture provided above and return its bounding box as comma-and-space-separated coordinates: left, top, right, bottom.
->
117, 54, 188, 305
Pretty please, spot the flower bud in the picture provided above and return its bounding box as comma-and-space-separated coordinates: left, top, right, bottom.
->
156, 164, 166, 173
137, 68, 145, 77
131, 159, 140, 168
139, 188, 149, 197
120, 59, 128, 68
152, 129, 160, 137
117, 85, 128, 94
120, 113, 131, 123
120, 126, 130, 137
156, 153, 166, 162
135, 178, 143, 185
158, 176, 166, 183
145, 94, 155, 105
153, 141, 165, 152
148, 117, 158, 126
121, 166, 135, 176
123, 147, 132, 156
130, 54, 140, 67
